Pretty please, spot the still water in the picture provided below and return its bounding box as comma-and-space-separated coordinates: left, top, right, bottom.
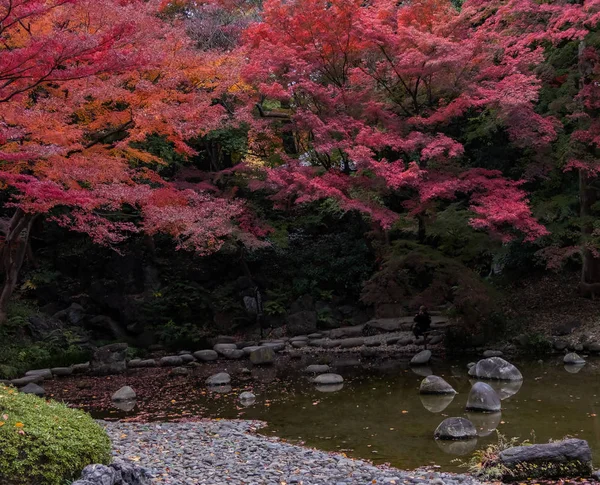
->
94, 357, 600, 471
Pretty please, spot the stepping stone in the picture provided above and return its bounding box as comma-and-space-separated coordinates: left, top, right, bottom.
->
51, 367, 73, 376
420, 375, 456, 395
410, 350, 432, 366
25, 369, 52, 380
434, 417, 477, 440
313, 373, 343, 385
340, 337, 365, 348
194, 350, 218, 361
214, 343, 238, 355
466, 382, 501, 412
249, 347, 275, 365
206, 372, 231, 386
304, 365, 330, 374
160, 356, 183, 367
112, 386, 136, 401
564, 352, 585, 365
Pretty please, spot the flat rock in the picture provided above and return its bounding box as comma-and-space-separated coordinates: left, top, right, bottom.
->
11, 375, 44, 386
304, 364, 331, 374
170, 367, 189, 376
428, 335, 444, 345
313, 373, 344, 385
410, 350, 432, 366
72, 362, 90, 373
483, 350, 504, 358
470, 357, 523, 381
307, 333, 322, 339
261, 342, 285, 352
25, 369, 52, 380
160, 356, 184, 367
434, 417, 477, 440
138, 359, 157, 368
249, 347, 275, 365
51, 367, 73, 376
221, 349, 244, 360
19, 383, 45, 396
322, 340, 341, 349
214, 343, 238, 355
329, 325, 365, 339
112, 386, 136, 401
180, 354, 196, 364
420, 375, 456, 395
466, 382, 501, 412
564, 352, 586, 365
242, 346, 262, 355
340, 337, 365, 348
206, 372, 231, 386
291, 340, 308, 348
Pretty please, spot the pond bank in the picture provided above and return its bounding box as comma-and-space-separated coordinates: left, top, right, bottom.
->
104, 419, 483, 485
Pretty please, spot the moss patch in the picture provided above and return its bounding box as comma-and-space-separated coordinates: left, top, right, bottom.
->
0, 385, 111, 485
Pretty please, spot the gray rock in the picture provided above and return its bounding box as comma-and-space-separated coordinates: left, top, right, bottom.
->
261, 342, 285, 352
483, 350, 503, 358
467, 362, 476, 369
313, 373, 343, 385
81, 464, 118, 485
249, 347, 275, 365
322, 340, 341, 349
397, 337, 413, 346
206, 372, 231, 386
420, 376, 456, 395
466, 382, 501, 412
434, 417, 477, 440
214, 343, 238, 355
585, 341, 600, 353
73, 362, 90, 373
112, 386, 136, 401
194, 350, 218, 362
470, 357, 523, 381
160, 356, 183, 367
127, 359, 143, 368
307, 333, 323, 339
50, 366, 73, 376
339, 337, 365, 348
291, 340, 308, 348
25, 368, 52, 380
242, 346, 262, 355
213, 335, 236, 344
410, 350, 432, 366
110, 460, 152, 485
554, 339, 569, 351
287, 310, 318, 336
19, 383, 45, 396
91, 343, 128, 376
564, 352, 586, 365
499, 438, 592, 478
329, 325, 364, 339
221, 349, 244, 360
11, 375, 43, 386
170, 367, 189, 376
180, 354, 195, 364
138, 359, 157, 368
239, 391, 256, 405
428, 335, 444, 345
304, 364, 331, 374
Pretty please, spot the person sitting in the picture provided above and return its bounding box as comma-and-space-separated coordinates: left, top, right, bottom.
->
413, 306, 431, 339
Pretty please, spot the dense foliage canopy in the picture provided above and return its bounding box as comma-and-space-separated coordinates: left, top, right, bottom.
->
1, 0, 600, 329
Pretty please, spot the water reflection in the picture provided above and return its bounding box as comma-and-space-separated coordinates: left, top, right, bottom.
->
466, 411, 501, 437
469, 378, 522, 400
316, 383, 344, 393
435, 438, 478, 456
564, 363, 586, 374
112, 399, 136, 412
420, 394, 455, 413
411, 366, 433, 377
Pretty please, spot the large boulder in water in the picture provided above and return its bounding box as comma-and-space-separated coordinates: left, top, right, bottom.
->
499, 439, 592, 480
470, 357, 523, 381
466, 382, 501, 412
434, 417, 477, 440
420, 376, 456, 395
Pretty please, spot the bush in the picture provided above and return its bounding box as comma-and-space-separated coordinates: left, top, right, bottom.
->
0, 385, 111, 485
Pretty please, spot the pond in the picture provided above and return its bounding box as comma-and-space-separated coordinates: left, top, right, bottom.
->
84, 357, 600, 472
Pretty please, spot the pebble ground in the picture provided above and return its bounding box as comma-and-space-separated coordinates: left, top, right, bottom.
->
104, 420, 483, 485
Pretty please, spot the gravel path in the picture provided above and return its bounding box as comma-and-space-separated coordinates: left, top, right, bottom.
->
104, 420, 482, 485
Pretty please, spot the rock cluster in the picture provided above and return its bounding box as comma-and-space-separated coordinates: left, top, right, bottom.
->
72, 461, 151, 485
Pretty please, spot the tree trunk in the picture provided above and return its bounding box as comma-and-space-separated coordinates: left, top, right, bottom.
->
0, 209, 35, 324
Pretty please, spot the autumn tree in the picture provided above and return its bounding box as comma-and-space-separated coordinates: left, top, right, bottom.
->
0, 0, 259, 323
242, 0, 551, 256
